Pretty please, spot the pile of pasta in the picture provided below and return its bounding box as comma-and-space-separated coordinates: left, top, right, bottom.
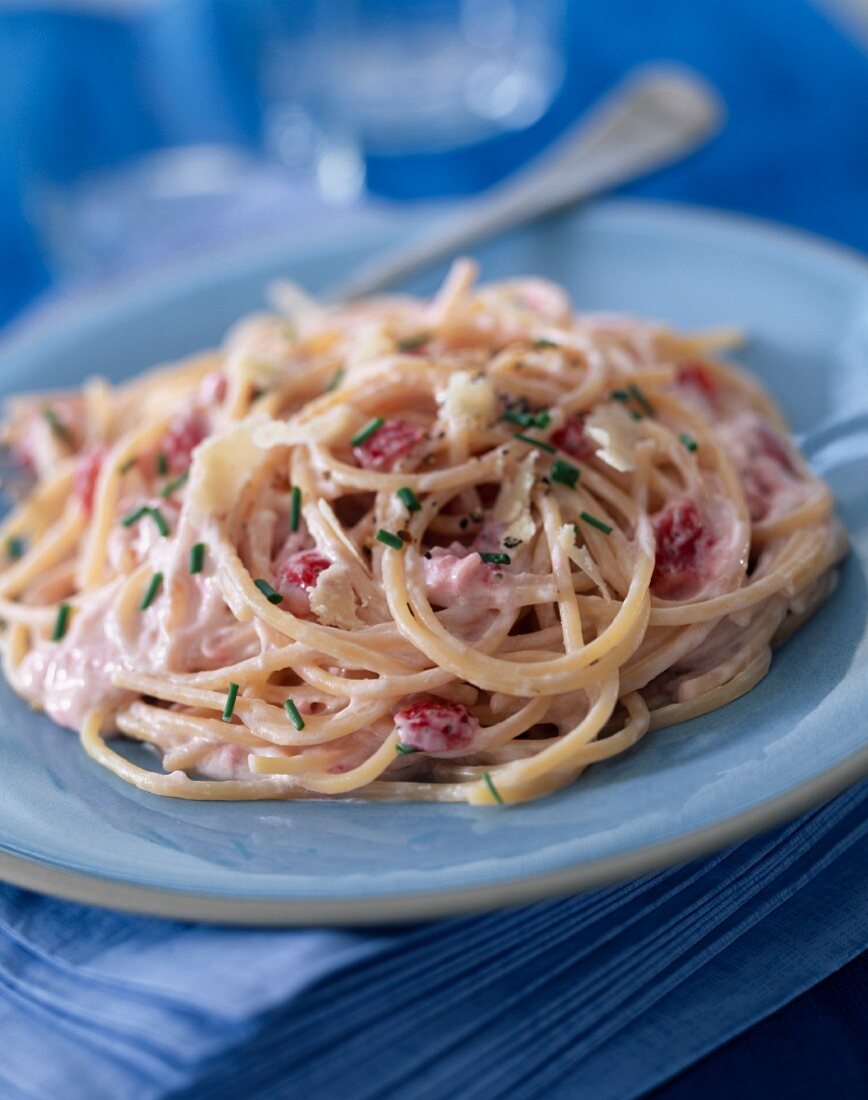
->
0, 261, 846, 804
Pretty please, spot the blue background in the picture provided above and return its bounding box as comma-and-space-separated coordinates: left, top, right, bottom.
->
2, 0, 867, 323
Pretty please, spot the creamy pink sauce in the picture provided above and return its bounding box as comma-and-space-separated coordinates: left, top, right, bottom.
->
19, 522, 254, 729
422, 543, 519, 608
715, 411, 811, 522
184, 742, 253, 781
17, 581, 145, 728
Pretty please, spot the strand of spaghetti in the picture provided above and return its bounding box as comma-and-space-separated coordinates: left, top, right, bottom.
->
385, 537, 653, 695
752, 486, 834, 541
77, 417, 172, 589
0, 598, 58, 627
212, 528, 422, 675
249, 729, 400, 793
648, 649, 772, 730
620, 620, 719, 693
116, 350, 219, 410
111, 670, 395, 746
538, 492, 584, 650
308, 445, 506, 495
467, 676, 622, 804
566, 689, 651, 763
81, 710, 305, 800
0, 464, 75, 550
117, 702, 277, 751
650, 525, 839, 625
82, 376, 113, 444
294, 608, 517, 699
472, 697, 551, 751
677, 601, 784, 702
0, 508, 84, 599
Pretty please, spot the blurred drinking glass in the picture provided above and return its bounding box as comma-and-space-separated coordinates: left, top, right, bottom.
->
262, 0, 566, 203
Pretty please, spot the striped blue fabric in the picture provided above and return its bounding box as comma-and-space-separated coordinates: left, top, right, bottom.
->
0, 783, 863, 1099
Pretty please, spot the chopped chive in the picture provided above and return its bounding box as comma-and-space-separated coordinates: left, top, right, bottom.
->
118, 456, 137, 475
254, 578, 284, 604
579, 511, 613, 535
160, 469, 189, 499
326, 369, 345, 393
222, 682, 239, 721
149, 507, 170, 537
533, 339, 558, 350
156, 452, 169, 476
189, 542, 206, 574
376, 528, 404, 551
397, 486, 421, 513
630, 411, 644, 421
283, 698, 305, 730
6, 536, 25, 561
551, 459, 580, 489
395, 742, 419, 755
51, 603, 71, 642
502, 408, 534, 427
483, 771, 504, 804
351, 417, 384, 448
139, 571, 164, 611
504, 407, 552, 430
290, 485, 302, 532
679, 432, 699, 453
628, 382, 655, 417
42, 407, 70, 443
514, 432, 555, 453
610, 389, 630, 402
480, 552, 511, 565
121, 505, 150, 528
397, 332, 430, 352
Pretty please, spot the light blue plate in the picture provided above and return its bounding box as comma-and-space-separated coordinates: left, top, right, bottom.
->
0, 200, 866, 925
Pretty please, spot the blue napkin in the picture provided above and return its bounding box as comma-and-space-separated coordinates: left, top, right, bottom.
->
0, 2, 866, 1098
0, 783, 864, 1099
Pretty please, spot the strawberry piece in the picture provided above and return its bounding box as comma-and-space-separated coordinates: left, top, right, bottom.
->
394, 699, 479, 754
276, 550, 332, 617
652, 498, 716, 600
550, 415, 595, 461
163, 413, 208, 474
353, 419, 424, 471
677, 362, 719, 405
278, 550, 332, 592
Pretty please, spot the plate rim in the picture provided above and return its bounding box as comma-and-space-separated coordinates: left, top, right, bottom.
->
1, 197, 866, 925
0, 745, 864, 925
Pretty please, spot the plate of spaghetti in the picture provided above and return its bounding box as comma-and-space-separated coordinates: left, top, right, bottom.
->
0, 200, 865, 923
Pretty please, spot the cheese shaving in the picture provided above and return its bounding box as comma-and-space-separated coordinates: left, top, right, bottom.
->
438, 371, 496, 427
557, 523, 611, 602
253, 404, 356, 450
309, 564, 363, 629
586, 404, 642, 472
188, 418, 264, 521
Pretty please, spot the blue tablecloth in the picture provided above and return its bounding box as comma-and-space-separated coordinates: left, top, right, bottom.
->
0, 2, 865, 1098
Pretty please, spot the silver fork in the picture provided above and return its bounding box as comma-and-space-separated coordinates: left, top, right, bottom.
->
328, 64, 723, 302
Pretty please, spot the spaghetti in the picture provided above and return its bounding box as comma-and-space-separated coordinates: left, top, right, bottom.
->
0, 261, 847, 805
